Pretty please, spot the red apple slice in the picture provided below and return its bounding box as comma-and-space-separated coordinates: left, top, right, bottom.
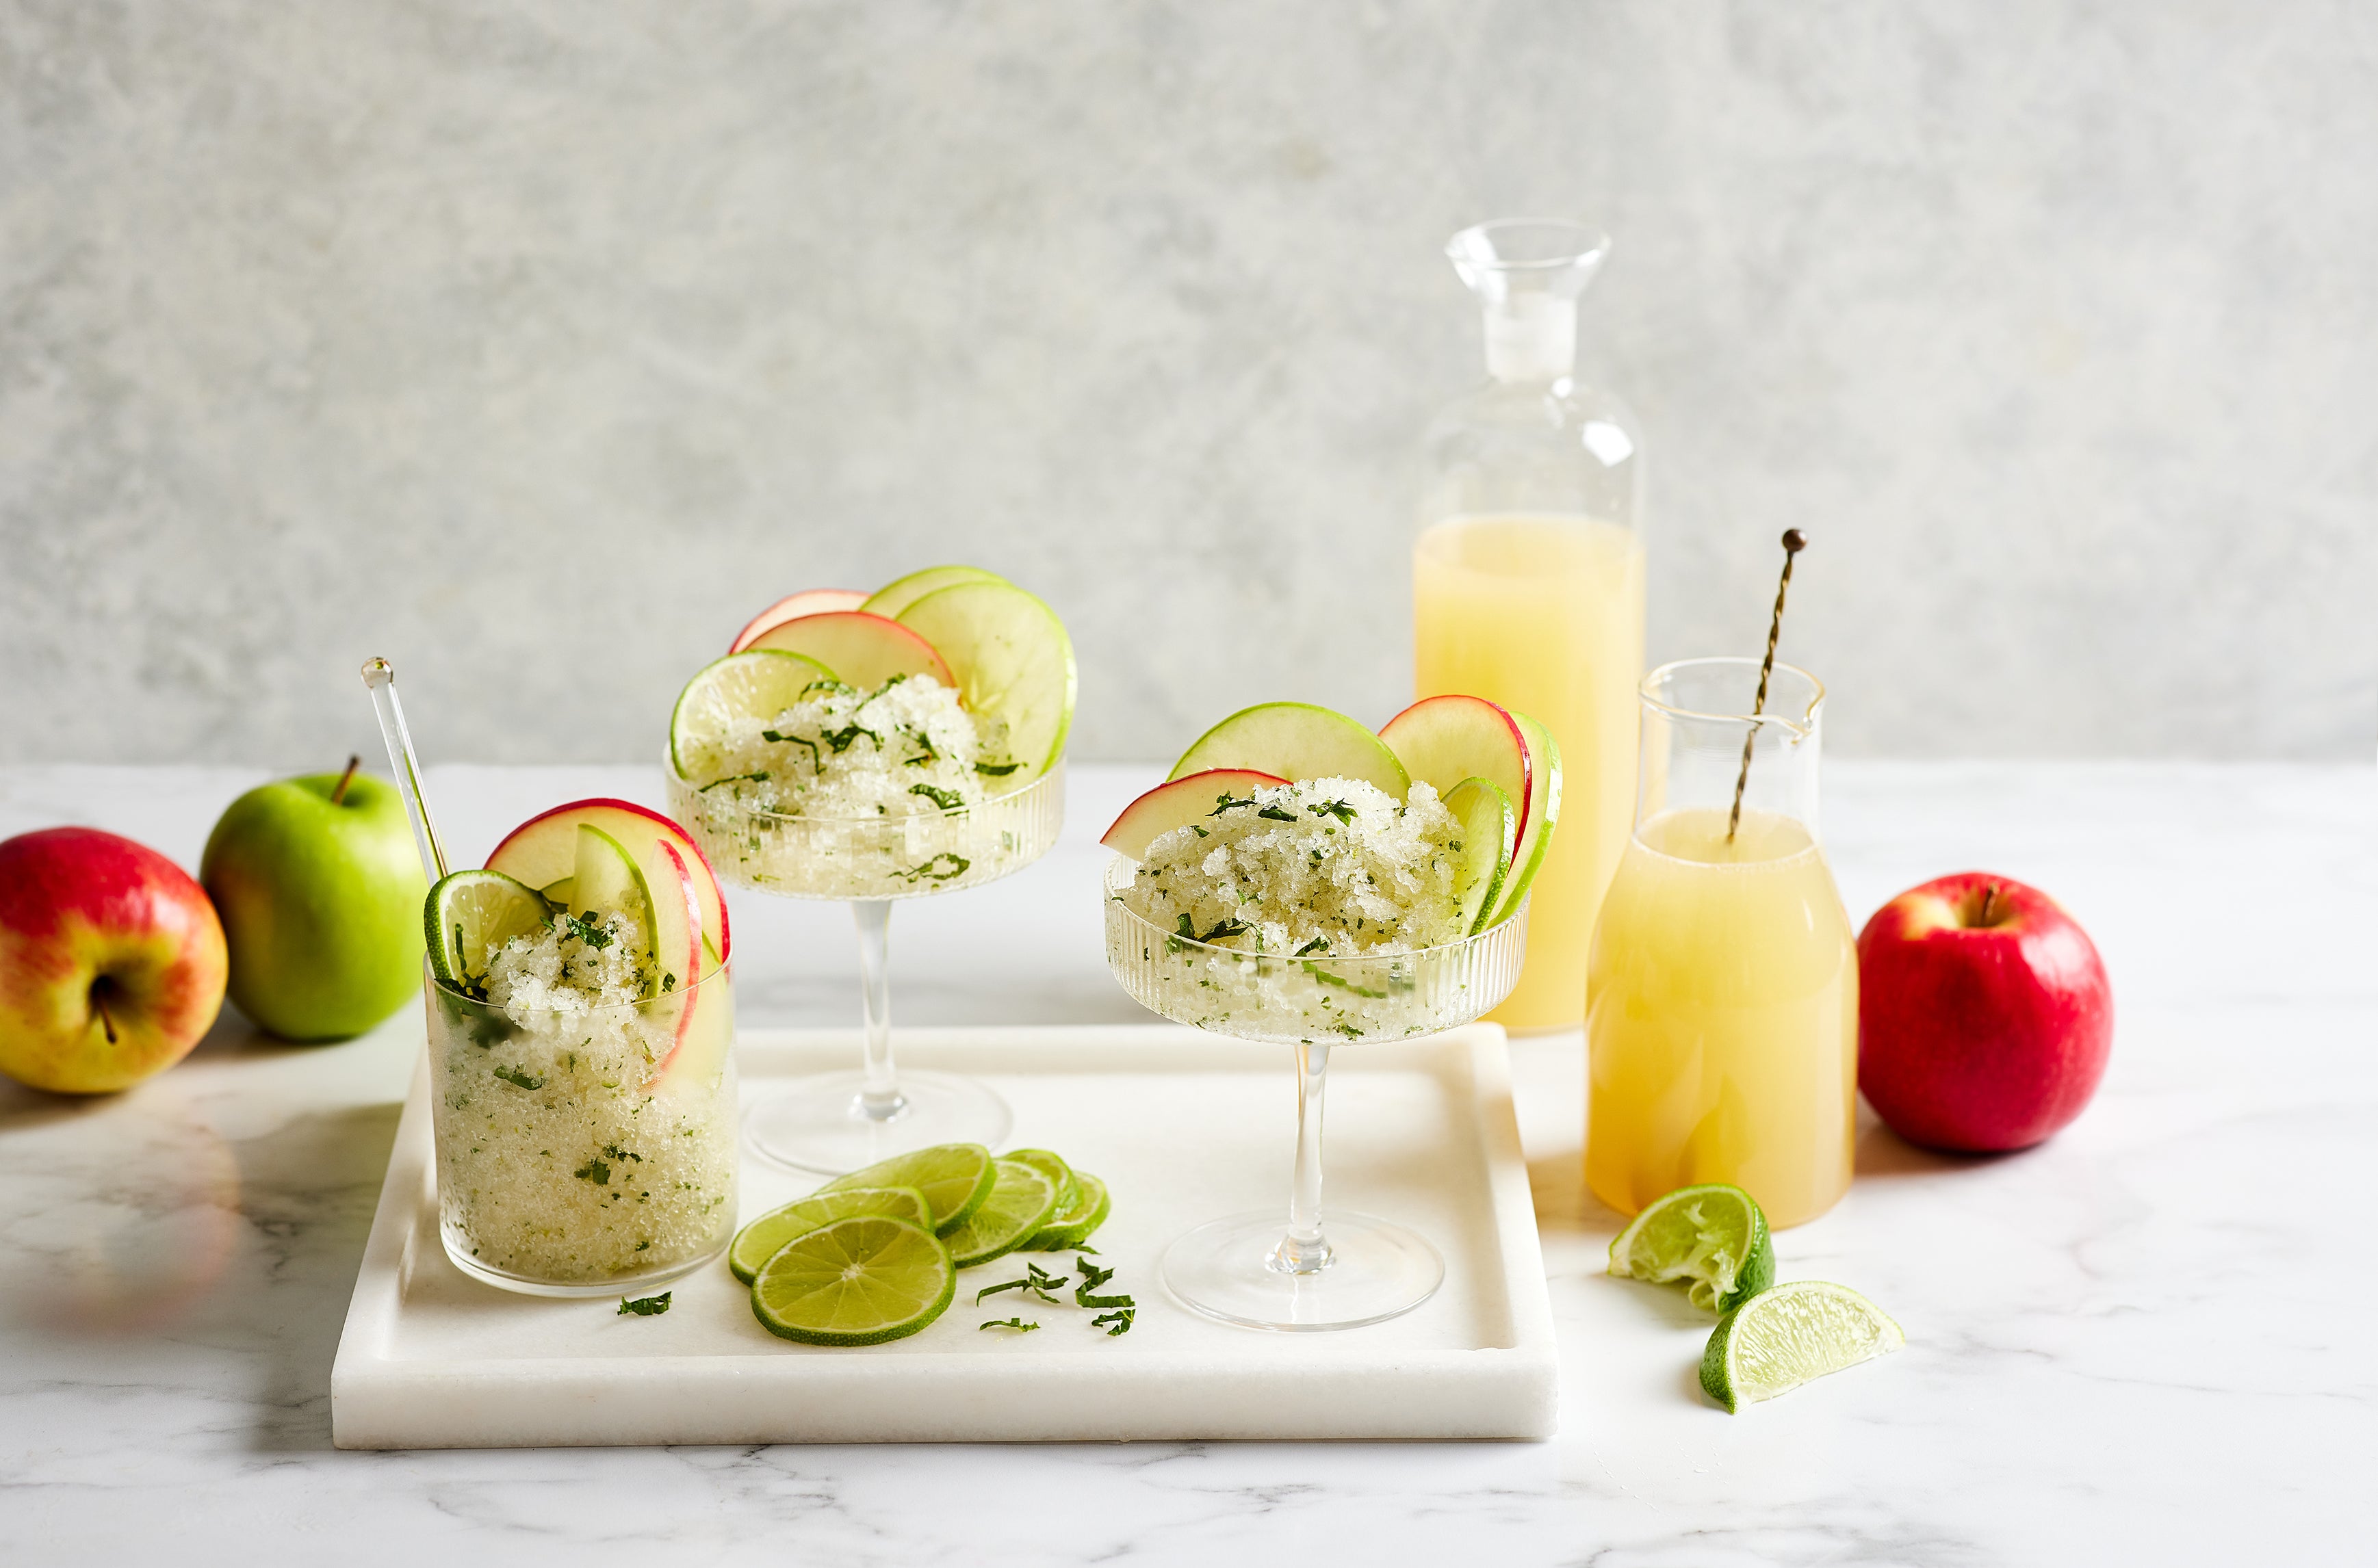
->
1100, 768, 1291, 858
1378, 695, 1533, 870
741, 611, 957, 693
487, 800, 731, 973
1165, 703, 1410, 796
728, 589, 868, 653
645, 837, 708, 1083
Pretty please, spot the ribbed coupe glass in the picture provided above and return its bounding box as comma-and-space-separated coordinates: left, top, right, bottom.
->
669, 762, 1063, 1173
1104, 856, 1529, 1331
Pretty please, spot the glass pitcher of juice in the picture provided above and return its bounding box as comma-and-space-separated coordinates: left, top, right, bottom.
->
1586, 657, 1856, 1228
1415, 220, 1644, 1031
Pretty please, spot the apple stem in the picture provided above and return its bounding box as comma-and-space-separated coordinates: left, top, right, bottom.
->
1977, 883, 1998, 926
330, 754, 361, 806
92, 985, 118, 1045
1728, 530, 1808, 844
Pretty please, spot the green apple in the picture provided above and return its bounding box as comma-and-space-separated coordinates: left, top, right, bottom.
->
1165, 702, 1410, 797
200, 761, 428, 1042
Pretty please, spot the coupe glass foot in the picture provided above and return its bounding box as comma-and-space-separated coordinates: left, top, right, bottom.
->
1161, 1210, 1444, 1332
742, 1069, 1013, 1175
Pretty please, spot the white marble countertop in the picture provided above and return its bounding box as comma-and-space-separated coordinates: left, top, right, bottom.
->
3, 761, 2370, 1565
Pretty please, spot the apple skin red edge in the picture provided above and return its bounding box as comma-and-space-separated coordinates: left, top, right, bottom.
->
1857, 870, 2113, 1153
0, 827, 229, 1095
487, 798, 731, 969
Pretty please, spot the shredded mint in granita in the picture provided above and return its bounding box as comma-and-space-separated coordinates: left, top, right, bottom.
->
691, 674, 1014, 820
1120, 777, 1466, 956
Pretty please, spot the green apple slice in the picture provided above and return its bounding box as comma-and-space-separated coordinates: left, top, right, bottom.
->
894, 581, 1076, 776
1166, 703, 1411, 797
668, 648, 840, 784
1486, 712, 1562, 927
860, 564, 1009, 622
424, 869, 552, 993
741, 611, 956, 692
1441, 776, 1518, 935
569, 823, 658, 995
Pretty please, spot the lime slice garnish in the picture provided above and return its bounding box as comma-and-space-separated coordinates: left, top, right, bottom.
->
1440, 775, 1516, 935
1002, 1148, 1077, 1213
820, 1143, 995, 1238
424, 869, 550, 991
1699, 1281, 1905, 1412
727, 1184, 931, 1284
940, 1159, 1059, 1268
1607, 1183, 1776, 1313
748, 1214, 955, 1346
668, 647, 839, 783
1025, 1170, 1109, 1252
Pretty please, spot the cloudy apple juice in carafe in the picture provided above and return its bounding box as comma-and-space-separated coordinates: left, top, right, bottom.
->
1586, 659, 1855, 1229
1417, 222, 1644, 1030
1415, 514, 1643, 1028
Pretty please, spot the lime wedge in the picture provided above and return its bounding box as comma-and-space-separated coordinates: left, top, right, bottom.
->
669, 647, 839, 784
727, 1184, 931, 1284
940, 1158, 1059, 1268
1025, 1170, 1109, 1252
424, 869, 550, 992
748, 1214, 955, 1346
1700, 1281, 1904, 1412
820, 1143, 994, 1238
1002, 1148, 1077, 1212
1441, 775, 1517, 935
1608, 1183, 1776, 1313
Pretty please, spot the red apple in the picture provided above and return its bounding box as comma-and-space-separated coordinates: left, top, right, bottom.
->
1857, 871, 2113, 1152
0, 828, 229, 1094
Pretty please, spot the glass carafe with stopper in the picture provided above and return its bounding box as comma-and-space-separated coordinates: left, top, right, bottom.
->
1586, 658, 1857, 1229
1414, 220, 1646, 1031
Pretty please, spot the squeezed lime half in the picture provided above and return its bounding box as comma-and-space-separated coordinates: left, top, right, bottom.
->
1608, 1182, 1776, 1313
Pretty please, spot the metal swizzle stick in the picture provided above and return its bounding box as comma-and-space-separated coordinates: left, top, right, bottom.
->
361, 657, 450, 883
1726, 530, 1807, 844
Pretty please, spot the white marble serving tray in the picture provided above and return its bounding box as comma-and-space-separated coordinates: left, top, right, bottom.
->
330, 1023, 1556, 1448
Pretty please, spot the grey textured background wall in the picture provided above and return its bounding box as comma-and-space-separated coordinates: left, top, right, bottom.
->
4, 0, 2372, 766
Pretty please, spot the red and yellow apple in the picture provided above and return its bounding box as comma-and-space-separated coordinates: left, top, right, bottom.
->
1857, 871, 2112, 1152
0, 827, 229, 1093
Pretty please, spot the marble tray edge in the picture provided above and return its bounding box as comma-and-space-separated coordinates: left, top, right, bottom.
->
330, 1023, 1560, 1448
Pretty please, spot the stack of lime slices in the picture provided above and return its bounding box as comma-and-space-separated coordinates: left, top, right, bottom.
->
1610, 1182, 1904, 1413
734, 1142, 1111, 1346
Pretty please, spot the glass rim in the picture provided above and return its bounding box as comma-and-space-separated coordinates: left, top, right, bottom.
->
1640, 656, 1825, 732
667, 751, 1063, 828
1102, 850, 1529, 965
1446, 218, 1612, 271
426, 952, 730, 1017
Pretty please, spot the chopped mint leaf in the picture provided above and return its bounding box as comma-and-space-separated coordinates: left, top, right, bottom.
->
974, 759, 1024, 776
799, 678, 856, 699
1293, 936, 1330, 957
975, 1278, 1030, 1304
763, 730, 822, 769
1207, 793, 1260, 816
493, 1064, 544, 1091
896, 852, 970, 884
823, 723, 881, 754
573, 1158, 612, 1185
1191, 825, 1209, 837
909, 782, 966, 811
1308, 798, 1358, 826
980, 1318, 1039, 1332
1256, 804, 1299, 822
698, 770, 770, 792
1076, 1259, 1117, 1292
1090, 1309, 1135, 1337
1197, 917, 1252, 943
617, 1292, 671, 1316
564, 911, 616, 949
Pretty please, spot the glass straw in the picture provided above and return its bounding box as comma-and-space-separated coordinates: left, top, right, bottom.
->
361, 657, 449, 884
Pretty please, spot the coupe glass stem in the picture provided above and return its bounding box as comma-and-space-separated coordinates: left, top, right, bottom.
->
1269, 1041, 1334, 1275
851, 899, 907, 1121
